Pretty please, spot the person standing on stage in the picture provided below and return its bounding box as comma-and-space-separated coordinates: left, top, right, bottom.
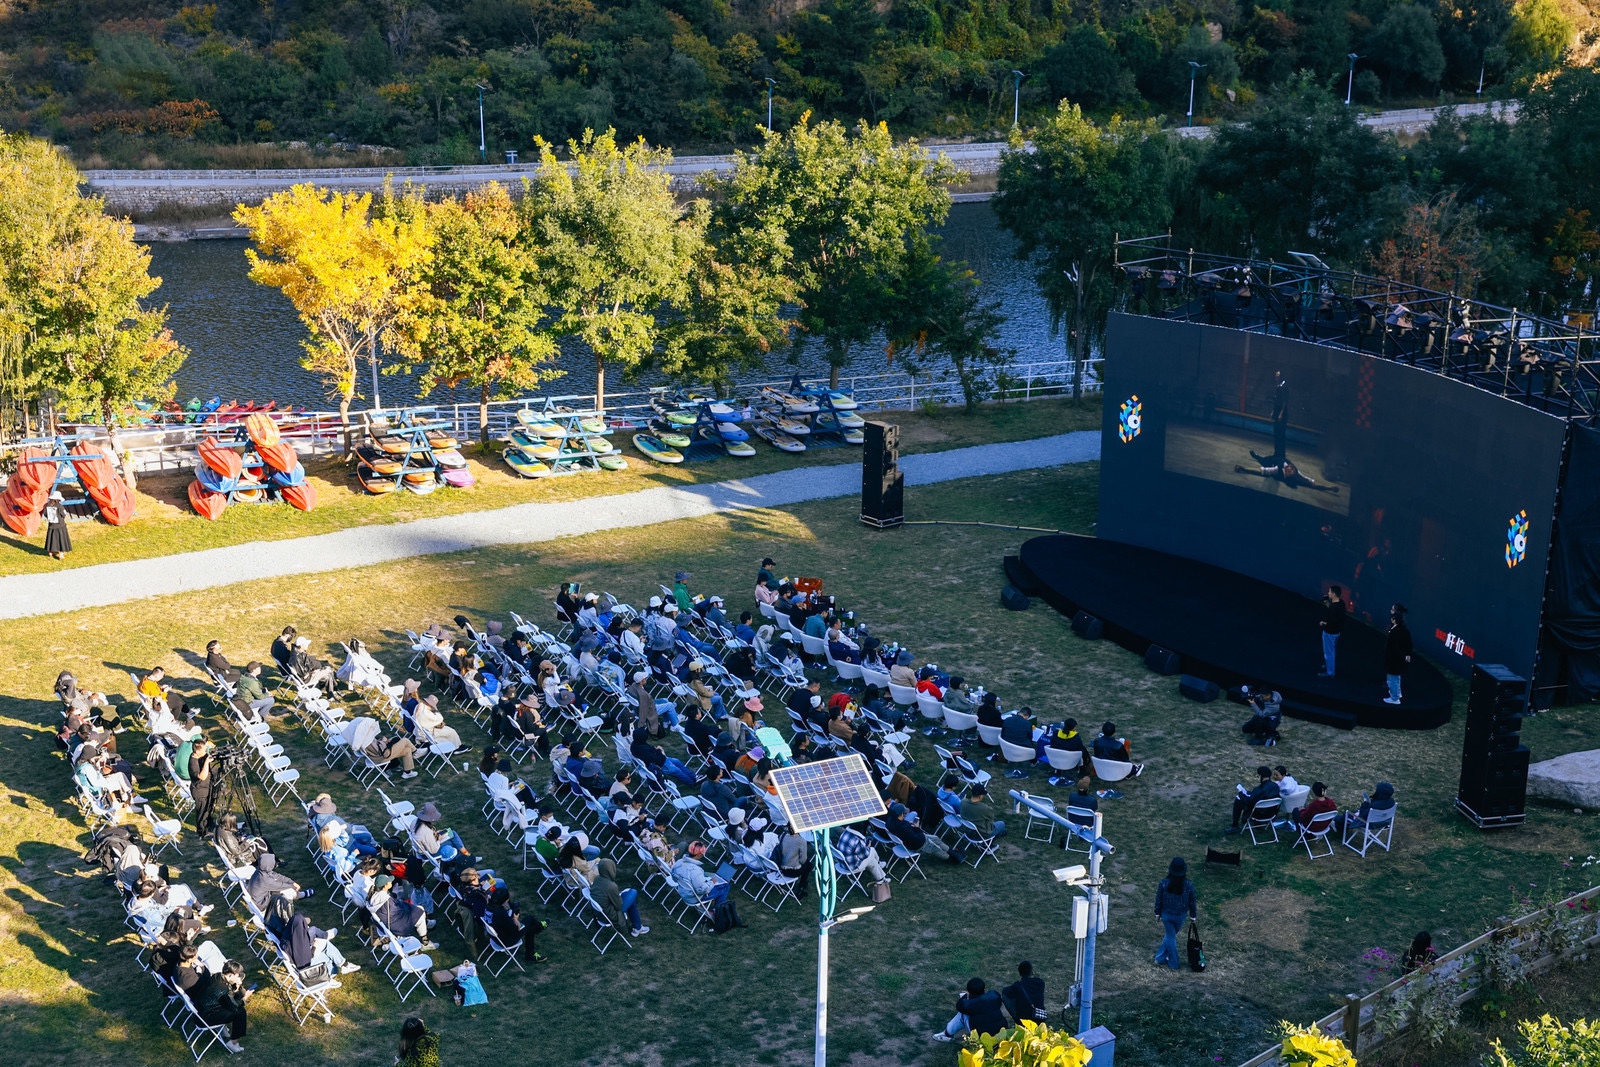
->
1250, 371, 1290, 466
1318, 586, 1345, 678
1384, 604, 1412, 705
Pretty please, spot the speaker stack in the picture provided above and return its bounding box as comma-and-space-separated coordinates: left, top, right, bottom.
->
1455, 663, 1531, 829
860, 421, 904, 529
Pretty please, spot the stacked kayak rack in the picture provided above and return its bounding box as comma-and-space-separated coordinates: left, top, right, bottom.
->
640, 389, 753, 462
501, 403, 627, 478
187, 413, 318, 519
356, 411, 475, 495
1, 434, 136, 535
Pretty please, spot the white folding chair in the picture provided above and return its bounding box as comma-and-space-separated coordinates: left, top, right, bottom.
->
1045, 747, 1084, 783
1343, 805, 1396, 856
477, 915, 527, 975
976, 723, 1002, 748
1021, 796, 1057, 842
1062, 805, 1097, 853
1294, 809, 1340, 859
999, 738, 1036, 776
943, 706, 979, 737
887, 682, 918, 707
1246, 797, 1283, 845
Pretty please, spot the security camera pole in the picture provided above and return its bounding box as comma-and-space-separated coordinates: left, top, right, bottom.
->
1010, 790, 1114, 1034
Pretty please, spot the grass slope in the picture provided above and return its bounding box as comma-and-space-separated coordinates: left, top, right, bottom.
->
0, 460, 1596, 1067
0, 398, 1099, 577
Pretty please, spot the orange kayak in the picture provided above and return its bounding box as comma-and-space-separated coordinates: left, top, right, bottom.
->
280, 481, 318, 512
13, 447, 53, 492
0, 485, 44, 536
256, 441, 298, 474
96, 477, 135, 525
69, 441, 116, 494
244, 412, 281, 449
188, 479, 227, 521
4, 477, 50, 516
198, 438, 242, 480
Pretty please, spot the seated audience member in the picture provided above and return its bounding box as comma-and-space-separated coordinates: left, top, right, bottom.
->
699, 767, 741, 819
1049, 717, 1086, 755
154, 940, 203, 992
460, 867, 547, 963
942, 677, 974, 713
931, 977, 1008, 1042
364, 726, 419, 780
976, 692, 1004, 729
336, 638, 390, 689
591, 858, 650, 937
1226, 765, 1280, 834
1240, 689, 1283, 746
1294, 781, 1338, 827
289, 636, 337, 694
413, 694, 469, 754
1272, 765, 1299, 800
915, 671, 944, 700
271, 626, 298, 674
885, 801, 955, 862
754, 573, 779, 606
1091, 721, 1144, 776
512, 693, 550, 756
734, 611, 758, 645
960, 784, 1006, 840
56, 671, 117, 726
368, 874, 437, 950
826, 706, 855, 743
139, 666, 191, 719
1001, 960, 1048, 1024
214, 812, 268, 870
889, 651, 918, 690
638, 816, 678, 865
1350, 781, 1397, 828
412, 802, 478, 873
287, 910, 360, 975
205, 640, 241, 685
246, 853, 314, 910
232, 661, 274, 718
1065, 778, 1099, 824
826, 624, 861, 665
557, 838, 601, 887
836, 824, 890, 886
1000, 706, 1035, 749
193, 959, 253, 1053
671, 839, 733, 907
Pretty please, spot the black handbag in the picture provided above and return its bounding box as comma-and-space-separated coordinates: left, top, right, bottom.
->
297, 961, 333, 986
1187, 920, 1207, 972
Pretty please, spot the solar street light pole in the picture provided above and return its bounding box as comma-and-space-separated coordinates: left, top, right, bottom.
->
814, 827, 837, 1067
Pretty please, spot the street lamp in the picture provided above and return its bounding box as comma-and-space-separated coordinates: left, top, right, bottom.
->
474, 83, 489, 162
1477, 62, 1485, 98
1186, 61, 1206, 128
1011, 70, 1027, 128
1345, 54, 1361, 107
1011, 791, 1115, 1035
765, 77, 777, 132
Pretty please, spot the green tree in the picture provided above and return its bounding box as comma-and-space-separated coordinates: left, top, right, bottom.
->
1365, 4, 1448, 95
1506, 0, 1573, 74
708, 113, 958, 386
234, 184, 432, 440
388, 182, 562, 446
522, 129, 699, 408
884, 235, 1007, 413
1038, 25, 1138, 112
1491, 1014, 1600, 1067
993, 102, 1171, 399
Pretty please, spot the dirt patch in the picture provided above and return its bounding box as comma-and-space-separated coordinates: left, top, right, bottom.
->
889, 418, 952, 446
1219, 887, 1312, 953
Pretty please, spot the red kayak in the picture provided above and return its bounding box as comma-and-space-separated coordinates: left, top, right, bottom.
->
4, 477, 50, 516
13, 447, 53, 492
245, 412, 281, 449
69, 440, 117, 494
97, 477, 135, 525
198, 438, 243, 480
187, 480, 227, 521
256, 441, 298, 474
0, 484, 44, 537
280, 481, 318, 512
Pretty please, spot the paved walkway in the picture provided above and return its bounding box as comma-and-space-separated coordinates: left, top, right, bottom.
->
0, 431, 1098, 620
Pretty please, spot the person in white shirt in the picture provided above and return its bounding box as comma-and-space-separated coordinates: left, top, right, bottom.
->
413, 694, 468, 753
1272, 766, 1299, 800
619, 619, 647, 661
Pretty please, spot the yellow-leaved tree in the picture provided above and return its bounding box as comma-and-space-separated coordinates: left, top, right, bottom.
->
234, 184, 431, 445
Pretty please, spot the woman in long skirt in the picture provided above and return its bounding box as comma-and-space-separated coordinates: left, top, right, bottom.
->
44, 490, 72, 560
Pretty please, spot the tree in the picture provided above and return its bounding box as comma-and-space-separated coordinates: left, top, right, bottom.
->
522, 128, 699, 408
708, 114, 958, 386
388, 182, 562, 446
234, 184, 431, 443
993, 102, 1171, 399
1491, 1014, 1600, 1067
1506, 0, 1574, 74
1038, 25, 1137, 112
884, 235, 1007, 413
1365, 4, 1447, 95
1368, 192, 1489, 296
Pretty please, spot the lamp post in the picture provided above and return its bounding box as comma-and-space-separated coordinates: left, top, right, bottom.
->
1186, 61, 1206, 128
1345, 54, 1361, 107
1010, 791, 1114, 1034
1011, 70, 1027, 128
1477, 63, 1485, 98
474, 83, 488, 162
766, 77, 777, 132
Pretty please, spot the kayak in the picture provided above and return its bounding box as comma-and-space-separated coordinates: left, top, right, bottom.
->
632, 434, 684, 464
0, 482, 45, 536
68, 441, 117, 494
434, 448, 468, 470
197, 439, 242, 480
714, 421, 749, 443
754, 423, 806, 453
832, 408, 866, 428
507, 430, 560, 459
354, 446, 404, 475
356, 464, 401, 494
13, 447, 54, 491
267, 463, 307, 488
96, 476, 135, 525
280, 482, 318, 512
597, 454, 628, 471
244, 412, 280, 448
646, 420, 692, 449
814, 413, 866, 440
700, 426, 755, 457
504, 446, 556, 478
761, 386, 819, 414
516, 409, 567, 437
187, 480, 228, 521
256, 441, 299, 474
759, 411, 811, 436
685, 394, 740, 422
439, 467, 476, 487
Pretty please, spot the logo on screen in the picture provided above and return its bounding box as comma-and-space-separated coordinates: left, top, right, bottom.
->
1118, 396, 1142, 443
1505, 510, 1529, 569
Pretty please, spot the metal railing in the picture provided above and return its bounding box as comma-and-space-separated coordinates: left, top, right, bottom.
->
1114, 235, 1599, 425
31, 359, 1099, 475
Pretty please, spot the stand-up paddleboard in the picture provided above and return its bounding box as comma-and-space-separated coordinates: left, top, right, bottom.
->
632, 434, 684, 464
754, 423, 806, 453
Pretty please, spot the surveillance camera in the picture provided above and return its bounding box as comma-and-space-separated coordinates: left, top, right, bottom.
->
1052, 864, 1087, 884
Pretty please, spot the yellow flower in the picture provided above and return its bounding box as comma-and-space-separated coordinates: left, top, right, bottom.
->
959, 1049, 985, 1067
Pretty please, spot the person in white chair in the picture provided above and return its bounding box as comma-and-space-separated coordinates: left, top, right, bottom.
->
413, 694, 470, 755
337, 638, 390, 689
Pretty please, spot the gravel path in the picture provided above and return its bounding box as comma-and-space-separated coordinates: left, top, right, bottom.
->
0, 431, 1098, 620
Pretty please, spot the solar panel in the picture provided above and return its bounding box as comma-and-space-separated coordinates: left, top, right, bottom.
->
770, 753, 887, 834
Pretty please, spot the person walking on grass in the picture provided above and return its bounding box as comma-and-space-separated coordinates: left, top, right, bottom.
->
44, 490, 72, 560
1153, 856, 1197, 971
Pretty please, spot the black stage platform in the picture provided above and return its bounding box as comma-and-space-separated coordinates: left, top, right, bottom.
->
1009, 535, 1453, 730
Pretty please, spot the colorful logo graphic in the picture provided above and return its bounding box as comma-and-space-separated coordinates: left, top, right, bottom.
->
1505, 510, 1529, 569
1118, 395, 1142, 443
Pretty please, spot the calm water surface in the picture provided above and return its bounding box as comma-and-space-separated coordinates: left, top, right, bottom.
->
146, 203, 1061, 410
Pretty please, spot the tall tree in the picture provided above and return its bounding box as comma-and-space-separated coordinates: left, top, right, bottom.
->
993, 102, 1171, 399
522, 128, 699, 408
388, 182, 561, 445
234, 184, 431, 442
883, 235, 1007, 413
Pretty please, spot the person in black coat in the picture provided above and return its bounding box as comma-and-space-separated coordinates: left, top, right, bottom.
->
193, 960, 252, 1051
1318, 586, 1345, 677
1226, 765, 1280, 833
932, 977, 1008, 1041
1383, 604, 1413, 706
1001, 960, 1048, 1024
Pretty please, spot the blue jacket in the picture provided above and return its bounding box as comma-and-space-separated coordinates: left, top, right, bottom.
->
1154, 876, 1197, 921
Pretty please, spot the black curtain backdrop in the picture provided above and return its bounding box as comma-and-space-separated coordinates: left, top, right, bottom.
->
1545, 425, 1600, 701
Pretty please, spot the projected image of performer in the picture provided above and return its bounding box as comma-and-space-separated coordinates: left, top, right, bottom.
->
1248, 370, 1289, 465
1233, 458, 1340, 494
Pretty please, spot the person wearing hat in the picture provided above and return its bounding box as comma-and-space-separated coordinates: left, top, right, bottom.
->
368, 874, 437, 950
685, 661, 726, 719
885, 800, 954, 862
232, 661, 274, 719
757, 557, 777, 589
289, 634, 337, 694
1384, 603, 1413, 706
626, 670, 675, 737
701, 595, 729, 631
1153, 856, 1198, 970
672, 571, 694, 613
413, 801, 477, 872
413, 693, 470, 755
484, 620, 506, 650
511, 692, 551, 756
42, 488, 72, 560
575, 592, 603, 633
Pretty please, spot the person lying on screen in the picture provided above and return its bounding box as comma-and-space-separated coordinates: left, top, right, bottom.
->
1233, 458, 1340, 494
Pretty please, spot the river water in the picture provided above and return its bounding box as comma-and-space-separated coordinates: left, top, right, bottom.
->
146, 202, 1062, 410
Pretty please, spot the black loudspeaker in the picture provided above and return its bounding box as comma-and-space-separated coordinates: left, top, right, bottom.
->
1179, 675, 1219, 703
1071, 612, 1104, 639
1000, 585, 1031, 611
860, 421, 904, 529
1144, 645, 1181, 675
1456, 664, 1530, 829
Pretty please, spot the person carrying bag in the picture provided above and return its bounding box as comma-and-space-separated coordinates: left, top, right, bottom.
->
1153, 856, 1198, 971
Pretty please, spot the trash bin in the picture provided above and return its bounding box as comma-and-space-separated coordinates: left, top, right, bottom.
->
504, 149, 519, 164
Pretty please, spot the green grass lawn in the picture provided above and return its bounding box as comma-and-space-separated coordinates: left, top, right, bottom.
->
0, 397, 1099, 577
1, 460, 1597, 1067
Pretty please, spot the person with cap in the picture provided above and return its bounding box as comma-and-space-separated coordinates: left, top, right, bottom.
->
289, 635, 337, 694
686, 660, 726, 718
42, 488, 72, 559
886, 800, 955, 862
702, 594, 730, 632
672, 571, 695, 613
413, 693, 470, 755
232, 661, 274, 719
757, 557, 777, 589
1153, 856, 1198, 970
931, 976, 1008, 1041
484, 620, 506, 649
368, 874, 437, 949
1384, 603, 1413, 705
575, 592, 602, 633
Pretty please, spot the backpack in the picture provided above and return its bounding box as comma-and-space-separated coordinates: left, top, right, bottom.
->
710, 898, 741, 934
